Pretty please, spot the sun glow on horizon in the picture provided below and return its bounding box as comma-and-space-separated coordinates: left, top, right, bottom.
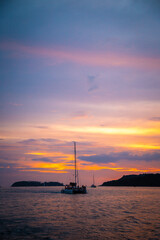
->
0, 0, 160, 188
54, 125, 160, 136
125, 144, 160, 150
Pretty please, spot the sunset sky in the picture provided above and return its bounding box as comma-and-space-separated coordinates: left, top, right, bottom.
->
0, 0, 160, 187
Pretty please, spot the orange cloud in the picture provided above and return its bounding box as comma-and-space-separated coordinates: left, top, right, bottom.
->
69, 163, 160, 173
20, 169, 68, 173
123, 144, 160, 150
25, 152, 73, 161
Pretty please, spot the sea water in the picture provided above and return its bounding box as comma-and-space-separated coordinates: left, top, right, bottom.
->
0, 186, 159, 240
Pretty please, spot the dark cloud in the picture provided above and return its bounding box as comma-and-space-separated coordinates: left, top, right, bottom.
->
40, 138, 58, 142
88, 85, 99, 92
33, 126, 49, 129
79, 151, 160, 163
79, 154, 116, 163
0, 162, 21, 168
18, 138, 60, 144
87, 75, 99, 92
0, 156, 11, 161
88, 75, 96, 83
32, 158, 53, 163
150, 117, 160, 121
18, 139, 37, 144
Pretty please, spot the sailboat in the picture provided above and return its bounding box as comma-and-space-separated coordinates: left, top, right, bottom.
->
61, 142, 87, 194
91, 174, 96, 188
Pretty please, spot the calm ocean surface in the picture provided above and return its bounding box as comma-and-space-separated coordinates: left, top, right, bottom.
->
0, 186, 160, 240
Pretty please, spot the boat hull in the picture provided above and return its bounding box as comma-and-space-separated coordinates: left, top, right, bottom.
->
61, 187, 87, 194
61, 189, 74, 194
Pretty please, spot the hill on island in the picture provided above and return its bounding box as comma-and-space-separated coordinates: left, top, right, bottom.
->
11, 181, 64, 187
101, 173, 160, 187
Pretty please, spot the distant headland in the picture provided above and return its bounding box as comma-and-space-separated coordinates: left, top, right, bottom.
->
11, 181, 64, 187
101, 173, 160, 187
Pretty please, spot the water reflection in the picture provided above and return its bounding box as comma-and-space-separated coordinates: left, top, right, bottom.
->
0, 187, 160, 239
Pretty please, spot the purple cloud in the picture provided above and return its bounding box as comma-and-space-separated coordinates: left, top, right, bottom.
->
79, 151, 160, 163
150, 117, 160, 121
32, 158, 53, 163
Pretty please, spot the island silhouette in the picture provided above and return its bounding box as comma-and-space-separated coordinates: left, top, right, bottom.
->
101, 173, 160, 187
11, 181, 64, 187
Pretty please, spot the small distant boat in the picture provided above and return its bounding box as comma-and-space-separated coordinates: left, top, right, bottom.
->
61, 142, 87, 194
91, 174, 96, 188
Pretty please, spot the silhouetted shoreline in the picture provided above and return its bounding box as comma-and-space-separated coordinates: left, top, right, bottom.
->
11, 181, 64, 187
101, 173, 160, 187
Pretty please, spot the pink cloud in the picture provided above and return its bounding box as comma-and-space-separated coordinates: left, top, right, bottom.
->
1, 41, 160, 69
71, 111, 90, 120
9, 103, 23, 106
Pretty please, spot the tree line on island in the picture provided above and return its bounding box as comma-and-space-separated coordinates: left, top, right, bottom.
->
101, 173, 160, 187
11, 181, 64, 187
11, 173, 160, 187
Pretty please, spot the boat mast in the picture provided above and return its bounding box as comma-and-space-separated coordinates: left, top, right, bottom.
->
74, 141, 77, 186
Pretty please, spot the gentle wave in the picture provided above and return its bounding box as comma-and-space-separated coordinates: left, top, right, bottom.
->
0, 187, 160, 239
